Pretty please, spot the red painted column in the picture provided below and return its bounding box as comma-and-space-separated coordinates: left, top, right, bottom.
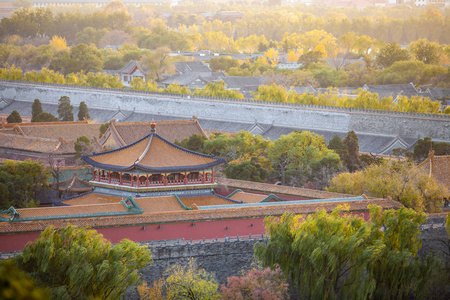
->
164, 174, 168, 186
146, 175, 150, 187
202, 171, 205, 184
92, 169, 96, 181
211, 171, 214, 182
184, 172, 188, 185
119, 173, 123, 185
108, 171, 111, 183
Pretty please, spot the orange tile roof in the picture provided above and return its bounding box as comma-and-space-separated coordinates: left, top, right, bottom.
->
134, 196, 184, 213
418, 152, 450, 196
218, 178, 354, 199
86, 133, 222, 171
0, 132, 75, 154
0, 198, 403, 234
62, 193, 123, 206
180, 196, 234, 207
11, 122, 103, 142
228, 191, 267, 203
110, 118, 208, 146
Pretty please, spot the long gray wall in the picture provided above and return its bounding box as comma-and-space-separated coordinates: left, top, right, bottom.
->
1, 81, 449, 141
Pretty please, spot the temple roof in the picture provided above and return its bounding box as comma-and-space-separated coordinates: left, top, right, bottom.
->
100, 118, 208, 148
83, 131, 225, 172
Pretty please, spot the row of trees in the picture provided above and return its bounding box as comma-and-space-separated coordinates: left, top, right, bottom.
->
177, 131, 448, 213
2, 64, 447, 114
1, 5, 449, 49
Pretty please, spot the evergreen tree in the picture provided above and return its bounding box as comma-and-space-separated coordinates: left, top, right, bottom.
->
6, 110, 22, 123
57, 96, 73, 121
31, 99, 43, 122
77, 101, 90, 121
33, 112, 58, 123
328, 134, 346, 160
342, 130, 360, 172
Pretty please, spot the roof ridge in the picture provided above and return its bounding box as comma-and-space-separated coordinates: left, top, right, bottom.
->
110, 120, 126, 147
0, 131, 60, 142
5, 120, 89, 127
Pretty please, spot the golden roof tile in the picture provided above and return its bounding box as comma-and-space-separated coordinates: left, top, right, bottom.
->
228, 191, 268, 203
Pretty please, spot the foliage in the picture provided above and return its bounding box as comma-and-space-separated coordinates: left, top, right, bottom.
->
376, 42, 410, 68
255, 205, 441, 300
140, 47, 174, 81
77, 101, 90, 121
409, 38, 442, 65
194, 80, 244, 99
74, 135, 93, 159
221, 266, 289, 300
342, 130, 360, 172
0, 159, 49, 209
139, 258, 220, 300
224, 161, 268, 183
31, 99, 43, 122
33, 112, 58, 123
0, 260, 48, 300
49, 35, 68, 50
57, 96, 73, 121
444, 106, 450, 115
15, 224, 152, 300
267, 131, 340, 186
6, 110, 22, 123
328, 134, 346, 160
209, 56, 239, 72
99, 121, 110, 138
413, 137, 450, 162
328, 160, 448, 213
174, 134, 207, 153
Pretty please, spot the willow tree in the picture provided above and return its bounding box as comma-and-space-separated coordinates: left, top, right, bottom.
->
255, 206, 441, 300
14, 224, 152, 300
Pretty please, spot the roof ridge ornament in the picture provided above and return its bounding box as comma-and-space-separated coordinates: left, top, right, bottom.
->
150, 123, 156, 133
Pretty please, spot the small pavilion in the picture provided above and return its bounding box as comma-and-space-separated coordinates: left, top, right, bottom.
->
83, 123, 225, 196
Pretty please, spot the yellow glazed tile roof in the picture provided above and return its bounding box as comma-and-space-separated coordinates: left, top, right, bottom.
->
180, 196, 234, 207
228, 191, 268, 203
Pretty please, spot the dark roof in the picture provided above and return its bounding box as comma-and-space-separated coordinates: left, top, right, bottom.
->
363, 83, 419, 99
103, 61, 144, 76
83, 132, 225, 172
175, 61, 212, 73
222, 76, 265, 89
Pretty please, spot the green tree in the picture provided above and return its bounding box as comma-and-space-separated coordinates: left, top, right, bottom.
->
376, 42, 410, 68
140, 47, 174, 81
175, 134, 207, 153
413, 137, 450, 162
342, 130, 360, 172
74, 135, 93, 159
31, 99, 43, 122
15, 224, 152, 300
6, 110, 22, 123
328, 160, 448, 213
33, 112, 58, 123
209, 56, 239, 72
0, 260, 48, 300
268, 131, 340, 186
224, 161, 268, 183
255, 206, 441, 300
57, 96, 73, 121
328, 134, 346, 160
77, 101, 90, 121
0, 159, 49, 209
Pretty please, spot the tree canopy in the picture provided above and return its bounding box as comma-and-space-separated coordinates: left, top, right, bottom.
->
255, 205, 441, 299
6, 110, 22, 123
31, 99, 43, 122
77, 101, 90, 121
14, 224, 152, 300
328, 160, 448, 213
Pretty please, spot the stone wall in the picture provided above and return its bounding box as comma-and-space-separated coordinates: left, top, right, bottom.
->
1, 81, 449, 141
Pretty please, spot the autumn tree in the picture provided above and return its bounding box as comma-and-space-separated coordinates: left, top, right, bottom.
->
6, 110, 22, 123
31, 99, 43, 122
57, 96, 73, 121
221, 266, 289, 299
139, 258, 220, 300
409, 38, 442, 65
15, 224, 152, 299
74, 135, 94, 159
328, 160, 448, 213
0, 260, 48, 300
77, 101, 90, 121
255, 205, 441, 299
376, 42, 410, 68
141, 47, 174, 81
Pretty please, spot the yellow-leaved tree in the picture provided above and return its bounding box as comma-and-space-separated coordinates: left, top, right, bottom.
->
49, 36, 68, 51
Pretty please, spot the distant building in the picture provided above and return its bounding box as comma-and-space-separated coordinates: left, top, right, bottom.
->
103, 61, 146, 88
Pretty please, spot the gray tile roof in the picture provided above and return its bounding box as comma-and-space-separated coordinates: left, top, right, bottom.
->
222, 76, 265, 89
363, 83, 419, 99
175, 61, 212, 73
